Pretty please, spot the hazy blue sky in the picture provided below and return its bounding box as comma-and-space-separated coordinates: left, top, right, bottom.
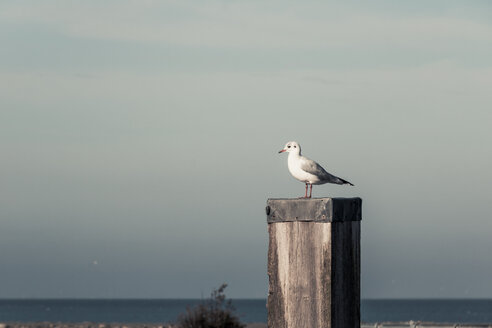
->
1, 0, 492, 299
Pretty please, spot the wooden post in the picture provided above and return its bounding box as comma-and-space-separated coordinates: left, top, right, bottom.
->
266, 197, 362, 328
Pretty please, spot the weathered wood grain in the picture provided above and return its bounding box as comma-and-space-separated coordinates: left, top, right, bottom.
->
266, 197, 361, 328
266, 197, 361, 223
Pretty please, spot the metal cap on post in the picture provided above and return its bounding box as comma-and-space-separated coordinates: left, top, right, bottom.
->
266, 197, 362, 328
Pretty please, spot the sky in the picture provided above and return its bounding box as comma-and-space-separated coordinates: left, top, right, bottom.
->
1, 0, 492, 299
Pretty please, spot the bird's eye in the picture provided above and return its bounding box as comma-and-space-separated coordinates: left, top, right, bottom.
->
294, 146, 296, 148
287, 145, 291, 148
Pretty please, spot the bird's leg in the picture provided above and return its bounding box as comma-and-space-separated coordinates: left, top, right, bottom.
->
304, 183, 308, 198
309, 184, 313, 198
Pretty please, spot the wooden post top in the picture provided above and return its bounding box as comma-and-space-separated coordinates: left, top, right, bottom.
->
266, 197, 362, 223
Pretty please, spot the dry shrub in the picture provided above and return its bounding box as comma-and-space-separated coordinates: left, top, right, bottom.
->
175, 284, 245, 328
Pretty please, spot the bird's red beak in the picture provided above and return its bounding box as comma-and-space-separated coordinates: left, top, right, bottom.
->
278, 149, 286, 153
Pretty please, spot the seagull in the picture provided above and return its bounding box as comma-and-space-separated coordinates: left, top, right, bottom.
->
278, 141, 353, 198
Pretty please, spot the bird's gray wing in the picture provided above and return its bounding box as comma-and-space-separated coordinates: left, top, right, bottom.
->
300, 157, 351, 185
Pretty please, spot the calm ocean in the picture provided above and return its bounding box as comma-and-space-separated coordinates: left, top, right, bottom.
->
1, 299, 492, 324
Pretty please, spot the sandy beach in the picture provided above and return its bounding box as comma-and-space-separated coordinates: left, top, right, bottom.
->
0, 324, 268, 328
4, 323, 492, 328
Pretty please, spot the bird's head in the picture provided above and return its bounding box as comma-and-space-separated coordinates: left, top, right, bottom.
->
278, 141, 301, 154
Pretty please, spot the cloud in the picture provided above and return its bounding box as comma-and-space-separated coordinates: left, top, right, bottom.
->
1, 1, 492, 298
1, 1, 492, 52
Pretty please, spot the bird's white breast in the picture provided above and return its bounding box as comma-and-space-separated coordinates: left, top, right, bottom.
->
287, 155, 321, 184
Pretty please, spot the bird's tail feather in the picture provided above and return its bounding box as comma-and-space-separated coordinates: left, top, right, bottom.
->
339, 177, 354, 186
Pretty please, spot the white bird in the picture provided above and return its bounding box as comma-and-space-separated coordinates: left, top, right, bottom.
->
278, 141, 353, 198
